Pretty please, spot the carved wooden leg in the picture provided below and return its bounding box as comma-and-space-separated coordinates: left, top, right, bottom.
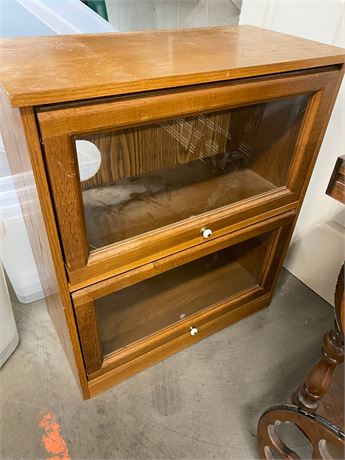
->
292, 266, 344, 412
292, 266, 345, 412
292, 321, 344, 411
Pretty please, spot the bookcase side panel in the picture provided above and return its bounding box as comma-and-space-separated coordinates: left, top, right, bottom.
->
0, 90, 89, 398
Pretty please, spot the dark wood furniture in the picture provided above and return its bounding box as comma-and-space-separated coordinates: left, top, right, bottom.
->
327, 155, 345, 205
257, 156, 345, 459
293, 266, 344, 411
0, 27, 344, 399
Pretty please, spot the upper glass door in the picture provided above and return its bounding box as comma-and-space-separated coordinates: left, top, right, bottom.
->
38, 66, 338, 285
76, 94, 309, 251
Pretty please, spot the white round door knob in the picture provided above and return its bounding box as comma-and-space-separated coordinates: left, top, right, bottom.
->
190, 326, 198, 336
201, 227, 213, 239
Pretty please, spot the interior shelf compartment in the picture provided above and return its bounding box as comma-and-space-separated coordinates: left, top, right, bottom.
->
77, 94, 309, 250
96, 229, 272, 356
83, 159, 276, 250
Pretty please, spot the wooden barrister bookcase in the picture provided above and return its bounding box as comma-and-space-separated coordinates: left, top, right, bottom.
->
0, 27, 344, 399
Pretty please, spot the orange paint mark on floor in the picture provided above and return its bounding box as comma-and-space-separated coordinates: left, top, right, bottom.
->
39, 412, 70, 460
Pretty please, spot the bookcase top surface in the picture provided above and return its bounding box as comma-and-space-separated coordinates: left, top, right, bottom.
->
0, 25, 344, 108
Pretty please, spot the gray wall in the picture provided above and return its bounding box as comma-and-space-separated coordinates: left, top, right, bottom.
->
106, 0, 241, 31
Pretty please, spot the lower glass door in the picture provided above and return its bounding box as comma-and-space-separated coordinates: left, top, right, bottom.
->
95, 230, 272, 356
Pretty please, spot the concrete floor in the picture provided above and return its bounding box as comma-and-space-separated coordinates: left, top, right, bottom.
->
0, 269, 334, 460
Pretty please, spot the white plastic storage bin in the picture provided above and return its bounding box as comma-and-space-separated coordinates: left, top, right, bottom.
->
0, 0, 116, 304
0, 137, 44, 303
0, 137, 101, 303
0, 219, 19, 367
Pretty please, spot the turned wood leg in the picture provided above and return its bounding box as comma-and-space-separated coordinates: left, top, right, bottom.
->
293, 323, 344, 411
293, 266, 344, 412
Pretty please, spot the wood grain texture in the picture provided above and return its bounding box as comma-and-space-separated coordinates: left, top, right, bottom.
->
318, 362, 344, 432
288, 68, 345, 200
258, 273, 345, 457
335, 265, 344, 335
78, 110, 233, 189
38, 67, 339, 288
0, 26, 344, 107
96, 237, 269, 356
72, 209, 295, 305
76, 95, 307, 249
37, 67, 337, 138
42, 135, 89, 271
74, 301, 103, 374
72, 211, 294, 383
0, 90, 89, 397
263, 66, 345, 303
258, 154, 345, 459
82, 167, 276, 250
257, 404, 344, 459
77, 93, 307, 190
70, 196, 297, 290
1, 27, 344, 399
293, 317, 344, 412
88, 293, 270, 397
91, 286, 264, 380
292, 270, 344, 414
326, 155, 345, 204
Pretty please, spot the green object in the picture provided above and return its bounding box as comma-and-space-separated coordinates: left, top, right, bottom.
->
82, 0, 109, 22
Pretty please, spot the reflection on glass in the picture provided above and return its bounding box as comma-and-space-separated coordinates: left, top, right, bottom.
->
75, 94, 309, 250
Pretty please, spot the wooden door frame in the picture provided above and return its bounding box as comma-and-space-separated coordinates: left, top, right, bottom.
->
37, 66, 340, 288
72, 210, 296, 375
73, 210, 295, 377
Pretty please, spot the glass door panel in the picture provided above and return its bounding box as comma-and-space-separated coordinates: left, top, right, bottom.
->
76, 94, 309, 251
96, 230, 272, 356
